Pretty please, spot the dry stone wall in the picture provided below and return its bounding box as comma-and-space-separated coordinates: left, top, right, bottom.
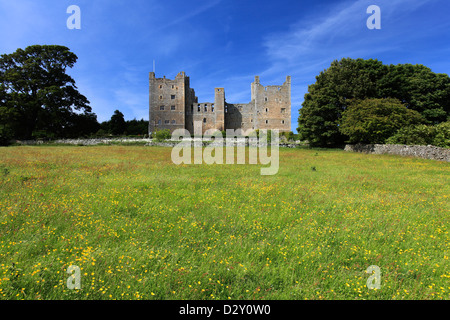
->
344, 144, 450, 162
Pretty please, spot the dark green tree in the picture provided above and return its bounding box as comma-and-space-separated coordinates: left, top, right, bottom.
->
126, 118, 148, 135
110, 110, 126, 136
298, 58, 450, 147
0, 83, 19, 144
379, 64, 450, 124
339, 98, 424, 144
0, 45, 93, 139
65, 112, 100, 138
297, 58, 388, 147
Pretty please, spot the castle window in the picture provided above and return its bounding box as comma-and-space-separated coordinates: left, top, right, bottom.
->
204, 105, 208, 112
171, 95, 176, 99
211, 104, 215, 112
265, 120, 269, 124
265, 108, 268, 112
225, 106, 228, 113
158, 120, 162, 125
217, 89, 221, 92
171, 120, 176, 124
160, 106, 165, 111
159, 85, 163, 89
203, 118, 206, 123
282, 120, 285, 124
172, 85, 174, 89
198, 105, 201, 112
159, 95, 163, 100
164, 120, 170, 124
265, 97, 268, 102
281, 108, 286, 113
171, 106, 176, 110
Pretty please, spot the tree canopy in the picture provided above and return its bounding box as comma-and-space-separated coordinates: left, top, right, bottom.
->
0, 45, 96, 140
297, 58, 450, 147
98, 115, 148, 137
110, 110, 126, 136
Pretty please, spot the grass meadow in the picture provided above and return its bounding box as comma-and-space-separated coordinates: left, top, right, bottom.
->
0, 145, 448, 300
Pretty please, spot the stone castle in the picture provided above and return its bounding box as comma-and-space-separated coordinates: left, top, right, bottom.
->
149, 71, 291, 135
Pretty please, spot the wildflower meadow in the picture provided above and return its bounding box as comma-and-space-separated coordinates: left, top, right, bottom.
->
0, 146, 448, 300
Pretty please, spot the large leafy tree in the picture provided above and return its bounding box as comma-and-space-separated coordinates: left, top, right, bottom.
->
298, 58, 388, 147
0, 45, 93, 139
110, 109, 126, 136
98, 116, 148, 136
126, 118, 149, 135
379, 64, 450, 124
298, 58, 450, 147
64, 112, 100, 138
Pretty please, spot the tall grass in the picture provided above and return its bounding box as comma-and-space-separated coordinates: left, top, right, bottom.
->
0, 146, 448, 300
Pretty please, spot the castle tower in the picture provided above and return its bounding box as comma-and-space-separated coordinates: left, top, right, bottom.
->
252, 75, 291, 132
149, 71, 189, 134
214, 88, 225, 131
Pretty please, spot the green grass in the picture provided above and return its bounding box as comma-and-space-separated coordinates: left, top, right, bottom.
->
0, 146, 448, 300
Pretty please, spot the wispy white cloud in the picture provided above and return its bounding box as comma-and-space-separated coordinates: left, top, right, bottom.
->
2, 0, 445, 131
153, 0, 222, 32
263, 0, 438, 70
258, 0, 440, 130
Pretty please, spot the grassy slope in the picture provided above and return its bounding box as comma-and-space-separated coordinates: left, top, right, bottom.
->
0, 146, 448, 300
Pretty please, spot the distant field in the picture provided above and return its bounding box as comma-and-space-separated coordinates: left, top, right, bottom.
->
0, 145, 448, 300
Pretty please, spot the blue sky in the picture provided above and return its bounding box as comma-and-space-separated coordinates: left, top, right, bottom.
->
1, 0, 450, 131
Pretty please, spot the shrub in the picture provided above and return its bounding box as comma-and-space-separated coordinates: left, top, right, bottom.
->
94, 129, 110, 138
433, 121, 450, 148
154, 129, 172, 141
340, 98, 424, 144
386, 121, 450, 148
386, 124, 436, 146
279, 131, 294, 142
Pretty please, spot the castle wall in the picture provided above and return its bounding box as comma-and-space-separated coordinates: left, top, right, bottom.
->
225, 102, 255, 132
149, 72, 291, 136
185, 102, 217, 135
214, 88, 225, 132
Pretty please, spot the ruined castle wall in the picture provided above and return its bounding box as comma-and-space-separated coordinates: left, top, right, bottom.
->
225, 102, 255, 132
149, 72, 292, 136
186, 102, 217, 135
